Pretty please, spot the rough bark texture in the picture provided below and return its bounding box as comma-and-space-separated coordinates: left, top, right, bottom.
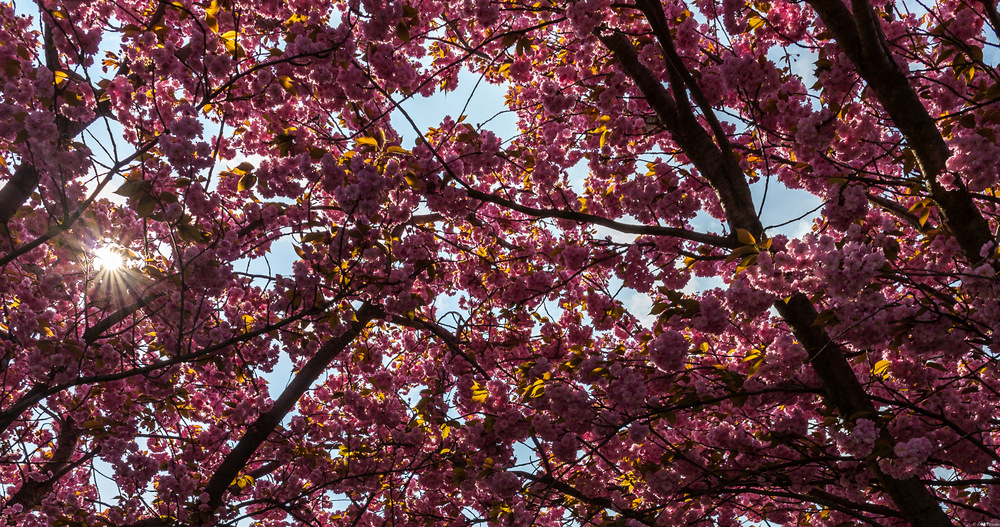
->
604, 18, 957, 526
201, 302, 380, 515
807, 0, 993, 262
776, 294, 956, 527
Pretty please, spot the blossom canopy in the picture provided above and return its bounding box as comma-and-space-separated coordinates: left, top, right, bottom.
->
1, 0, 1000, 526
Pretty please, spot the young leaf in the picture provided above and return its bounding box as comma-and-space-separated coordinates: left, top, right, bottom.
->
736, 228, 756, 246
873, 360, 891, 377
238, 174, 257, 191
471, 382, 489, 403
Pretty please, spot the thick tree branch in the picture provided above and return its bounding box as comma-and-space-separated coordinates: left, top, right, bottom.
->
0, 164, 41, 225
775, 293, 955, 527
602, 25, 957, 527
806, 0, 993, 262
200, 302, 381, 515
0, 3, 166, 226
598, 31, 764, 239
635, 0, 743, 172
1, 418, 84, 516
981, 0, 1000, 41
81, 294, 160, 342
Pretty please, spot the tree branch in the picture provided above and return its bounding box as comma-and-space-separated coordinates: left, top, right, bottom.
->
0, 2, 167, 226
1, 417, 85, 514
81, 294, 161, 342
200, 302, 381, 515
0, 301, 332, 436
868, 193, 935, 232
597, 30, 764, 238
462, 187, 737, 248
600, 18, 957, 527
387, 314, 491, 379
806, 0, 993, 262
775, 293, 955, 527
513, 470, 654, 525
635, 0, 743, 174
0, 165, 41, 225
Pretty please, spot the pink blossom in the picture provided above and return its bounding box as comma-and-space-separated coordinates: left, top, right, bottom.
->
648, 330, 688, 372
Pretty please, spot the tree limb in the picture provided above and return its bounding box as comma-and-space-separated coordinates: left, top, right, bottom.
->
806, 0, 993, 262
1, 417, 86, 516
775, 293, 955, 527
200, 302, 381, 515
0, 2, 167, 226
602, 24, 957, 527
462, 187, 737, 248
598, 30, 764, 239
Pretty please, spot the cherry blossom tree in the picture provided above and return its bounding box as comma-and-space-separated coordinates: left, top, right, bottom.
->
2, 0, 1000, 525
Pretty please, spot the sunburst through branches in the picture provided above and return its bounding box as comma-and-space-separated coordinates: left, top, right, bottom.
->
89, 244, 142, 308
92, 245, 124, 272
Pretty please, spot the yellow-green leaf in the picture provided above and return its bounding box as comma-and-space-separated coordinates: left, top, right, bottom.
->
736, 228, 756, 246
747, 357, 764, 377
278, 75, 297, 95
725, 244, 757, 263
907, 197, 931, 213
220, 31, 244, 56
471, 382, 488, 403
386, 145, 410, 155
873, 360, 891, 377
238, 174, 257, 191
205, 13, 219, 33
232, 161, 254, 175
736, 253, 758, 271
234, 474, 254, 489
302, 231, 326, 244
918, 206, 932, 228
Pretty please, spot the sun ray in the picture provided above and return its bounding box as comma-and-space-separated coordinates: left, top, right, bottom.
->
93, 245, 124, 272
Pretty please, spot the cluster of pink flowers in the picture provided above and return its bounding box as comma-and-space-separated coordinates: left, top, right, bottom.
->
2, 0, 1000, 526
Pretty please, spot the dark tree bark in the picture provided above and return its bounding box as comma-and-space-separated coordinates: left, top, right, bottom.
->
601, 11, 957, 525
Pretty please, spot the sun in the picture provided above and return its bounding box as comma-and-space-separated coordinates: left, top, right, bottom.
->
93, 245, 124, 272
